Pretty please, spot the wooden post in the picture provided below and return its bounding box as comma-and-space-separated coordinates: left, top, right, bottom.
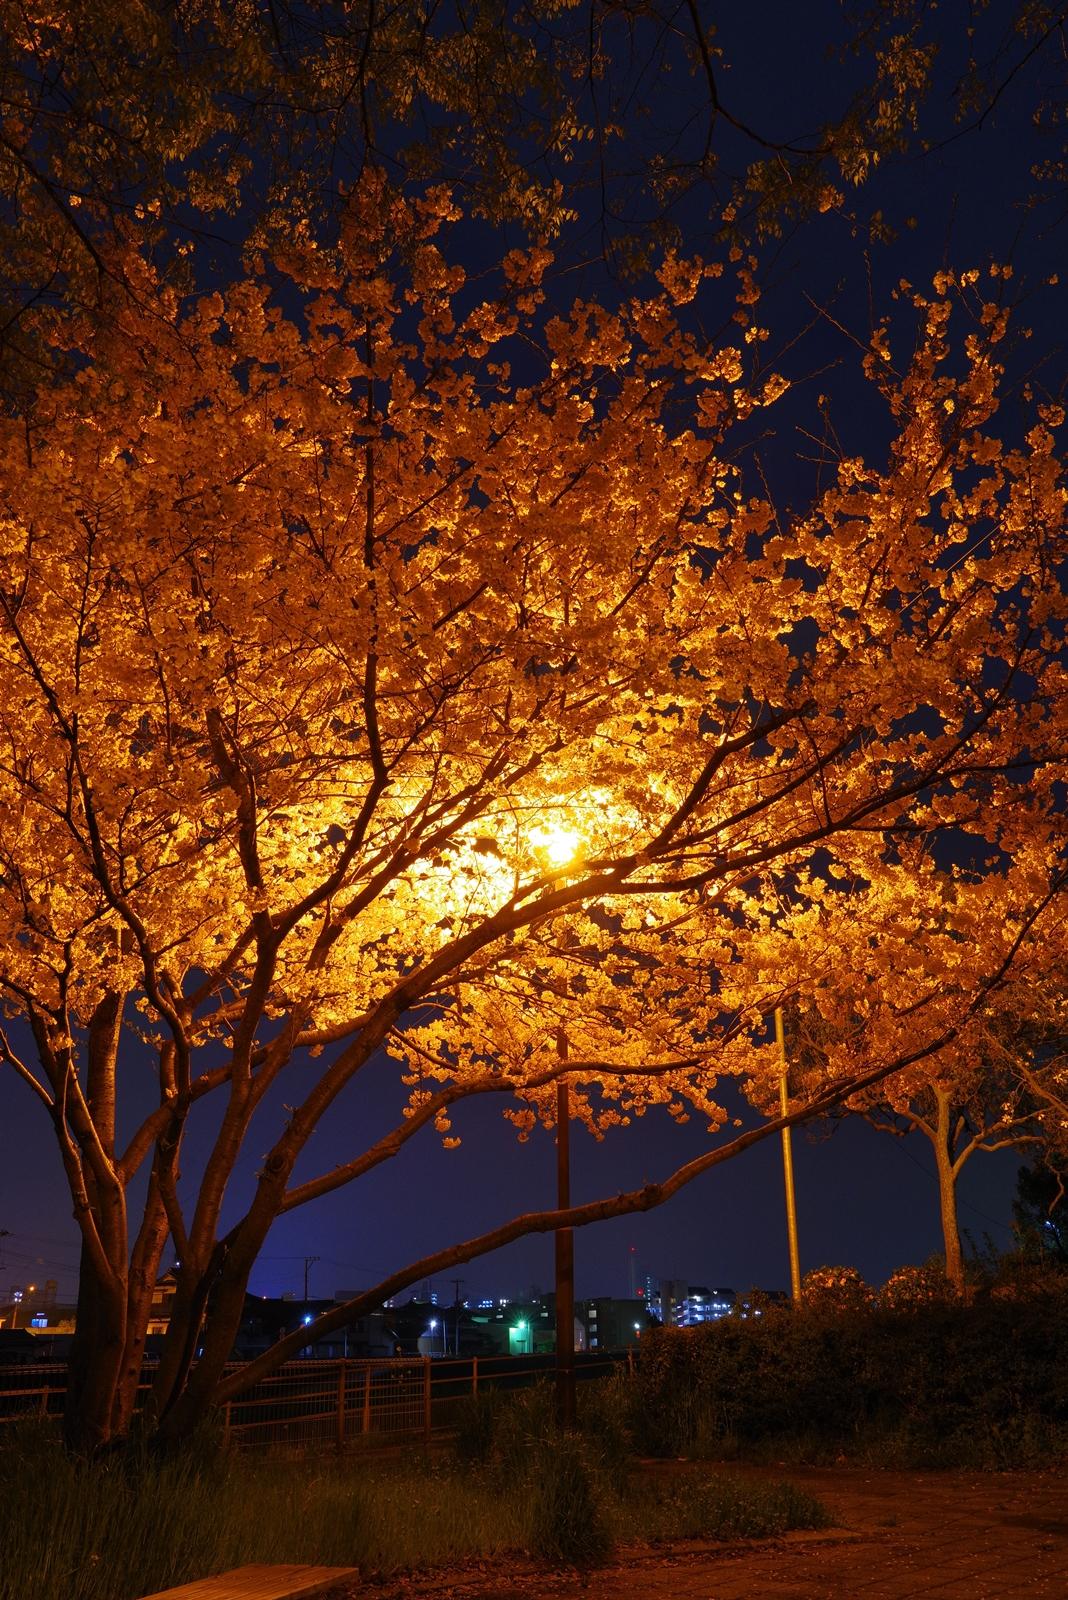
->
555, 1028, 576, 1430
336, 1359, 347, 1447
362, 1366, 372, 1434
471, 1355, 478, 1398
423, 1356, 432, 1446
776, 1007, 802, 1302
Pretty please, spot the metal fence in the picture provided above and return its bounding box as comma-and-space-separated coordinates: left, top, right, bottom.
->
0, 1350, 630, 1448
0, 1363, 70, 1425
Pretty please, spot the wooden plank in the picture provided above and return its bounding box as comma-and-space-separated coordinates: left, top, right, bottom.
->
137, 1563, 358, 1600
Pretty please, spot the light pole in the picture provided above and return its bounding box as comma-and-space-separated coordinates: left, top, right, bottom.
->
526, 817, 584, 1428
775, 1007, 802, 1301
554, 1026, 576, 1429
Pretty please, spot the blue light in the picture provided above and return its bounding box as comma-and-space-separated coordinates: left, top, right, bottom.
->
302, 1314, 314, 1325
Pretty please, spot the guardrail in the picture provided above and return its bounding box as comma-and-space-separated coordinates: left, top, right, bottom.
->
0, 1350, 630, 1448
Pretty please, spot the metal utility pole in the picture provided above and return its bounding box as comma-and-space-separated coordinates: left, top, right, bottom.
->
303, 1255, 320, 1301
554, 1027, 576, 1429
775, 1008, 802, 1301
450, 1277, 465, 1357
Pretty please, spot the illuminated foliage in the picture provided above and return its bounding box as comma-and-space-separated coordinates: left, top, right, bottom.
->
2, 0, 1063, 398
0, 180, 1064, 1448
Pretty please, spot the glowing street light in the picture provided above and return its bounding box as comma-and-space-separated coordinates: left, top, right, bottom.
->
529, 822, 583, 869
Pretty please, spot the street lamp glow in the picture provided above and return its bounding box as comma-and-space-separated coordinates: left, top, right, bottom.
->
529, 823, 582, 867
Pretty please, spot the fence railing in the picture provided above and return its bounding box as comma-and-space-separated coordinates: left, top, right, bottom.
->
0, 1350, 630, 1448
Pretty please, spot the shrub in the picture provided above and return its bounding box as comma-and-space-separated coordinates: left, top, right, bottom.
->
799, 1264, 873, 1314
575, 1370, 633, 1492
628, 1279, 1068, 1466
453, 1386, 500, 1464
527, 1430, 614, 1567
879, 1259, 953, 1311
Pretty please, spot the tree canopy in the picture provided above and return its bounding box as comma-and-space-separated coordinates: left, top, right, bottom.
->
0, 2, 1066, 1453
0, 166, 1064, 1446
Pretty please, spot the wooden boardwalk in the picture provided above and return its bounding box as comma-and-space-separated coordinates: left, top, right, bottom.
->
138, 1564, 358, 1600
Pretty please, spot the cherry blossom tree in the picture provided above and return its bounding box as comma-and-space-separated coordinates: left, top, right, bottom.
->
0, 176, 1064, 1449
854, 1066, 1041, 1295
866, 909, 1068, 1291
770, 885, 1061, 1293
3, 0, 1062, 398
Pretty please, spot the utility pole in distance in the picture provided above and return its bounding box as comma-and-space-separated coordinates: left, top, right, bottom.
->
554, 1027, 576, 1429
303, 1255, 320, 1301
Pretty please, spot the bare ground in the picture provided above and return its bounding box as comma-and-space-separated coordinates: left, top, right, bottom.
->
338, 1463, 1068, 1600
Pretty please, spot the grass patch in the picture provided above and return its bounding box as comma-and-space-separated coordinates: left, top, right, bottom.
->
619, 1467, 832, 1543
0, 1397, 829, 1600
0, 1425, 526, 1600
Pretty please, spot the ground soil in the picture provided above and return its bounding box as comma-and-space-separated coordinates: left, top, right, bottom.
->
336, 1462, 1068, 1599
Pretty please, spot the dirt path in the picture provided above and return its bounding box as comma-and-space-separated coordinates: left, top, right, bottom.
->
341, 1464, 1068, 1600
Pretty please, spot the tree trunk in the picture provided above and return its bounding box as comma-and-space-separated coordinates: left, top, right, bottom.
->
64, 991, 137, 1453
154, 1242, 260, 1444
933, 1089, 965, 1295
64, 1241, 128, 1454
111, 1176, 170, 1438
151, 1265, 210, 1427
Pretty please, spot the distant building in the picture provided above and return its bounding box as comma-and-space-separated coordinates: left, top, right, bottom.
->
580, 1297, 657, 1350
647, 1277, 687, 1325
644, 1278, 736, 1326
147, 1271, 178, 1336
677, 1286, 736, 1325
0, 1328, 42, 1363
233, 1295, 394, 1360
0, 1279, 75, 1336
461, 1294, 558, 1357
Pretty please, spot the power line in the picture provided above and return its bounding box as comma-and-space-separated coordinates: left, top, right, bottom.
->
888, 1133, 1016, 1236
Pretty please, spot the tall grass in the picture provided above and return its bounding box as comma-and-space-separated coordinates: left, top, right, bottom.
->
0, 1424, 526, 1600
1, 1394, 829, 1600
451, 1378, 829, 1563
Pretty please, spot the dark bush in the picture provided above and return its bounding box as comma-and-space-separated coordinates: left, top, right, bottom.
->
526, 1430, 614, 1567
629, 1279, 1068, 1466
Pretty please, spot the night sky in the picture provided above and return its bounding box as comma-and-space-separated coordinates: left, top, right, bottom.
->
1, 1051, 1025, 1305
0, 2, 1059, 1312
